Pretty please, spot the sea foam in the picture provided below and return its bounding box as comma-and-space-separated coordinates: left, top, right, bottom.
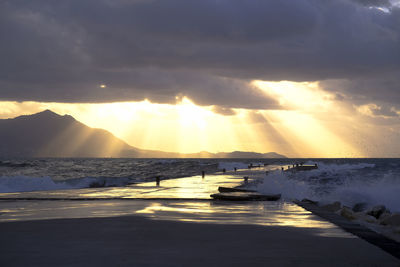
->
256, 161, 400, 212
0, 176, 132, 193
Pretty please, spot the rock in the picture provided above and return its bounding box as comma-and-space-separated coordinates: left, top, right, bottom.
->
366, 205, 387, 219
393, 226, 400, 234
301, 198, 318, 205
378, 212, 392, 225
352, 202, 368, 212
380, 213, 400, 226
340, 206, 356, 220
354, 212, 378, 224
320, 201, 341, 212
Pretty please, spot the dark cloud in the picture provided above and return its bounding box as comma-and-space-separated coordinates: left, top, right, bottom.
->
351, 0, 391, 7
370, 105, 399, 117
211, 106, 236, 116
0, 68, 280, 109
320, 72, 400, 107
0, 0, 399, 109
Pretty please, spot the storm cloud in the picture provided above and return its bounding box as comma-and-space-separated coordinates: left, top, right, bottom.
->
0, 0, 399, 109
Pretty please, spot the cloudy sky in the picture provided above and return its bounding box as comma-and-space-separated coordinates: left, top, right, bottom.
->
1, 0, 400, 157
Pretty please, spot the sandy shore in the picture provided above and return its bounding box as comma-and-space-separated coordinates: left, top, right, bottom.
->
1, 214, 399, 267
0, 200, 399, 266
1, 170, 399, 266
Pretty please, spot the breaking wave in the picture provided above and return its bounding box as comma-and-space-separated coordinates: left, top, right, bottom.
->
256, 161, 400, 212
0, 176, 133, 193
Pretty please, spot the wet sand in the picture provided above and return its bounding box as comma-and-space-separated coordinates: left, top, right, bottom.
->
1, 170, 399, 266
0, 200, 399, 266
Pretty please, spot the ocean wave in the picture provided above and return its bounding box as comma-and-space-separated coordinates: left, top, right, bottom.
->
328, 173, 400, 212
217, 162, 249, 171
154, 159, 180, 164
302, 161, 375, 172
0, 176, 132, 193
0, 160, 35, 168
255, 162, 400, 212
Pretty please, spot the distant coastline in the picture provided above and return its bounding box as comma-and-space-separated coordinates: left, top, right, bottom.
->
0, 110, 286, 159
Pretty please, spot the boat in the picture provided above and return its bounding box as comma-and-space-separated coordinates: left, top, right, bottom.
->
210, 192, 281, 201
218, 186, 257, 193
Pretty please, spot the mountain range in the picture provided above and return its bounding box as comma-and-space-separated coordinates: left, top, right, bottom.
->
0, 110, 286, 158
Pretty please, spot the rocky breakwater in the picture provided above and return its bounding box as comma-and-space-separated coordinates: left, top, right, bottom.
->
301, 199, 400, 243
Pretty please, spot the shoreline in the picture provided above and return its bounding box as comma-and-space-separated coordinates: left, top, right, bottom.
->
1, 165, 400, 265
1, 203, 399, 266
0, 198, 400, 265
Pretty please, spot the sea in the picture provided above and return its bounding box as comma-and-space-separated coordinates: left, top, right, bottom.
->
0, 158, 399, 212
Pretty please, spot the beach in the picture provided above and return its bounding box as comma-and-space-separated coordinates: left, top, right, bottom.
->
3, 0, 400, 264
1, 199, 399, 266
1, 161, 400, 266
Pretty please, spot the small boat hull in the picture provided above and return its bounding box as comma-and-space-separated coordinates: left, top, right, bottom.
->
210, 192, 281, 201
218, 186, 257, 193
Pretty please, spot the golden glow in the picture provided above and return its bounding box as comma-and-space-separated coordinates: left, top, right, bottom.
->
134, 201, 354, 238
254, 81, 361, 157
0, 196, 355, 238
100, 84, 106, 88
0, 78, 390, 157
254, 81, 333, 111
136, 202, 214, 214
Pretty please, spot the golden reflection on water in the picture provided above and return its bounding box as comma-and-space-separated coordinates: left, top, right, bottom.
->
0, 173, 354, 239
0, 199, 354, 238
136, 202, 215, 214
135, 201, 355, 238
135, 201, 354, 238
39, 174, 244, 199
0, 174, 257, 200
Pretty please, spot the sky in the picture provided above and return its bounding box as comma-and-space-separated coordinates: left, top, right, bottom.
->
1, 0, 400, 157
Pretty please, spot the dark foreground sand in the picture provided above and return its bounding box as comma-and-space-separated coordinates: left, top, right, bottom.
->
1, 214, 399, 267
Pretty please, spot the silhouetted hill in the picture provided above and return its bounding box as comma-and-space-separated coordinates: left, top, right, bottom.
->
0, 110, 286, 158
185, 151, 285, 158
0, 110, 138, 157
216, 151, 285, 158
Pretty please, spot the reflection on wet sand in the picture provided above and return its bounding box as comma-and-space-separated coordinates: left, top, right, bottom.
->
0, 174, 245, 199
0, 199, 353, 238
0, 169, 354, 239
136, 200, 354, 238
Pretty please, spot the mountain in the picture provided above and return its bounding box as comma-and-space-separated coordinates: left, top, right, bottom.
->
185, 151, 285, 158
0, 110, 286, 158
215, 151, 285, 159
0, 110, 136, 157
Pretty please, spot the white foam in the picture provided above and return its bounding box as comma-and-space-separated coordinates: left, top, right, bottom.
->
254, 170, 316, 200
0, 176, 131, 193
327, 173, 400, 212
256, 162, 400, 212
303, 161, 375, 172
0, 176, 71, 193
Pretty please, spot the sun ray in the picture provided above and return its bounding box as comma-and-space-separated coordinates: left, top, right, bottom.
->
0, 94, 368, 157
